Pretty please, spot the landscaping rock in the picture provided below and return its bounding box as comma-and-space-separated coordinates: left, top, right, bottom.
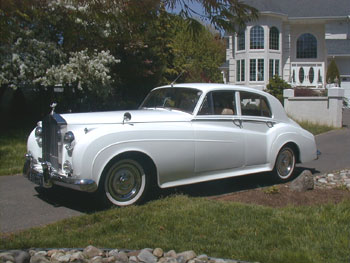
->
12, 250, 31, 263
0, 252, 15, 263
177, 251, 196, 263
164, 251, 176, 258
29, 255, 50, 263
70, 251, 86, 262
114, 252, 128, 263
1, 246, 260, 263
83, 246, 103, 259
137, 249, 157, 263
152, 248, 163, 258
129, 256, 138, 263
290, 170, 314, 192
314, 169, 350, 189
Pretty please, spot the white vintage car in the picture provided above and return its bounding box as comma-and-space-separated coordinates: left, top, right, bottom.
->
24, 83, 317, 206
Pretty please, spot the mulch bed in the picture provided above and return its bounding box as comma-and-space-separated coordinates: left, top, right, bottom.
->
210, 184, 350, 208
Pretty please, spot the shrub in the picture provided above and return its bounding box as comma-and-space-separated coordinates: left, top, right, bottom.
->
326, 59, 341, 85
266, 75, 291, 103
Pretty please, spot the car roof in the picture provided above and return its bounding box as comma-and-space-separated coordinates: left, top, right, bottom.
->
158, 83, 267, 95
156, 83, 289, 122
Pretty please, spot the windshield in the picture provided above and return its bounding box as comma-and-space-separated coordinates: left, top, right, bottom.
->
140, 87, 202, 114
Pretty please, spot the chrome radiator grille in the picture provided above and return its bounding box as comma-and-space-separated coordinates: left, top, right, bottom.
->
42, 114, 67, 170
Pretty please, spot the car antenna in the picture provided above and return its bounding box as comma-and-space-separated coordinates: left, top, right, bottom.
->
171, 71, 184, 87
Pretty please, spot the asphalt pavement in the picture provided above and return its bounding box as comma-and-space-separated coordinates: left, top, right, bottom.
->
1, 109, 350, 234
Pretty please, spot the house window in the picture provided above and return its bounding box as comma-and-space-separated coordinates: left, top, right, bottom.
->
250, 26, 264, 49
299, 67, 305, 83
250, 59, 264, 81
258, 59, 264, 81
250, 59, 256, 81
269, 27, 279, 50
269, 59, 280, 79
297, 33, 317, 58
237, 30, 245, 51
236, 59, 245, 82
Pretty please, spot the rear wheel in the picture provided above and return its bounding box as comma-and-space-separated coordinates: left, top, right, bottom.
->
273, 146, 296, 181
103, 159, 148, 206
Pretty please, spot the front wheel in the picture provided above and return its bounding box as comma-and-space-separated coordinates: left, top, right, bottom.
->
272, 146, 296, 181
103, 159, 148, 206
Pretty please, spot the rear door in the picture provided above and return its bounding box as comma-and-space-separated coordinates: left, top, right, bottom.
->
238, 91, 274, 166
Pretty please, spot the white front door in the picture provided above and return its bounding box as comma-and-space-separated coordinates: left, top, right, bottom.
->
291, 63, 324, 87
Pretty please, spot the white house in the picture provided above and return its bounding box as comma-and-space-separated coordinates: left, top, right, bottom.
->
222, 0, 350, 98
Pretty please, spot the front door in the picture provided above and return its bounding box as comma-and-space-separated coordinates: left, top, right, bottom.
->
291, 63, 324, 87
193, 90, 245, 173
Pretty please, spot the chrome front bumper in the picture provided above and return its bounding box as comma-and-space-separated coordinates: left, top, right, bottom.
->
23, 154, 98, 193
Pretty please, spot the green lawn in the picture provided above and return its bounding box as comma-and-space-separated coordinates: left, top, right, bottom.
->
0, 128, 31, 176
1, 195, 349, 263
297, 120, 336, 135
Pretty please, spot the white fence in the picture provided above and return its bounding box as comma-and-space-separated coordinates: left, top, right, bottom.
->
283, 88, 344, 128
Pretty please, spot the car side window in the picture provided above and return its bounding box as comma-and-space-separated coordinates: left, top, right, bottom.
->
240, 91, 272, 117
198, 91, 236, 115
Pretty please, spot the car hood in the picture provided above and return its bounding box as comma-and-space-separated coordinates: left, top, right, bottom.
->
60, 109, 192, 125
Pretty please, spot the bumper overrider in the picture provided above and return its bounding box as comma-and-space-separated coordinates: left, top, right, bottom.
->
23, 153, 98, 193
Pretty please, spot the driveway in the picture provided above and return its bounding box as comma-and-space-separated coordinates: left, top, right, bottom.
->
1, 110, 350, 234
300, 108, 350, 174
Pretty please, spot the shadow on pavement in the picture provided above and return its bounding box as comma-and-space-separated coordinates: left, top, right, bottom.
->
34, 186, 107, 213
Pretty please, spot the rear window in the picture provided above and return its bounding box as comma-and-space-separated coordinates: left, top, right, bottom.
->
240, 91, 272, 117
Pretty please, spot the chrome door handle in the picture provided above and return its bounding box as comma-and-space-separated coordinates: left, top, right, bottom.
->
233, 119, 242, 128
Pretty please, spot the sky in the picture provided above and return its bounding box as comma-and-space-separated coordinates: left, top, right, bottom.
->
169, 1, 206, 16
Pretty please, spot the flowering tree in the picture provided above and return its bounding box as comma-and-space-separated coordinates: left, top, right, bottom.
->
0, 36, 65, 90
0, 0, 256, 112
37, 49, 120, 97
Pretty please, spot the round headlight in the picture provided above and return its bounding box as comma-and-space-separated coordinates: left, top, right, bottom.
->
64, 131, 75, 144
35, 127, 42, 137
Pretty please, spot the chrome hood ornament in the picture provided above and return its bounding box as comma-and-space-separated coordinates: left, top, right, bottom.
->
50, 102, 57, 115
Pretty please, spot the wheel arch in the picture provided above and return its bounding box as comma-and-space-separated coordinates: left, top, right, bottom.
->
97, 151, 158, 188
282, 142, 301, 164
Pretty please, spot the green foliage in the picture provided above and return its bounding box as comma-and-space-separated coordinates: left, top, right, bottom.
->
165, 0, 259, 33
263, 185, 280, 194
266, 75, 291, 103
326, 59, 341, 85
2, 195, 350, 263
0, 0, 252, 113
167, 17, 226, 83
0, 128, 30, 176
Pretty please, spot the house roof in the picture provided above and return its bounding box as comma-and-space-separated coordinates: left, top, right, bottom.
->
243, 0, 350, 18
326, 39, 350, 56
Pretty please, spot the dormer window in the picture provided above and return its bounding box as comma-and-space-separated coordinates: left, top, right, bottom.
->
250, 26, 264, 49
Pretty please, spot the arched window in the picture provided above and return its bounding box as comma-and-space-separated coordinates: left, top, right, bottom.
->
250, 26, 264, 49
237, 30, 245, 51
297, 33, 317, 58
269, 27, 279, 50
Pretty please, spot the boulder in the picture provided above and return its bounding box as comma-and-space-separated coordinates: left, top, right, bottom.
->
289, 170, 314, 192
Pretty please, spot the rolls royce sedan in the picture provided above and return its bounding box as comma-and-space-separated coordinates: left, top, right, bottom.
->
24, 83, 317, 206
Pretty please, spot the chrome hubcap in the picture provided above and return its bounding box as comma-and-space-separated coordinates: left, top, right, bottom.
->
277, 149, 294, 178
106, 161, 142, 202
